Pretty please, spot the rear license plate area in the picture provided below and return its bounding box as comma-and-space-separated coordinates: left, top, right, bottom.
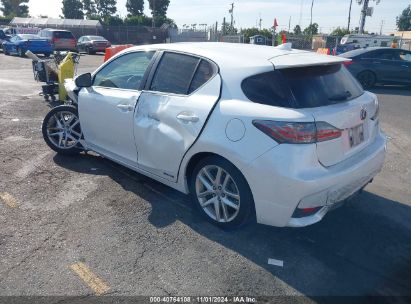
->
349, 124, 365, 148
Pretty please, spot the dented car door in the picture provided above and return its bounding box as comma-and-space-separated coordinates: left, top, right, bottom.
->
134, 52, 221, 181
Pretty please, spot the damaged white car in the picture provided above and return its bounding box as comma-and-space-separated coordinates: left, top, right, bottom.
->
42, 43, 386, 228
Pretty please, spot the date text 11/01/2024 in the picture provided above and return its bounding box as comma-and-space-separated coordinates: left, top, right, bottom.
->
149, 296, 257, 303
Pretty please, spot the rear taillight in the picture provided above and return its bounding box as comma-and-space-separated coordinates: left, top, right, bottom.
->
343, 60, 354, 66
315, 121, 343, 142
52, 38, 59, 44
253, 120, 341, 144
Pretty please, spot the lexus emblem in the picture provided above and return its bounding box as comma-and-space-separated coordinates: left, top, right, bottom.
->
360, 108, 367, 120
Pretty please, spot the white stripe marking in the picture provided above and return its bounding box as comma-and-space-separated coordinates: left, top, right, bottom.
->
268, 258, 284, 267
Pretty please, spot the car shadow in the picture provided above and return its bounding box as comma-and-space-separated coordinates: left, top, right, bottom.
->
53, 153, 411, 300
370, 85, 411, 96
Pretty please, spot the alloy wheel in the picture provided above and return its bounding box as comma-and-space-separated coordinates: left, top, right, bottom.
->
46, 111, 82, 150
195, 165, 241, 223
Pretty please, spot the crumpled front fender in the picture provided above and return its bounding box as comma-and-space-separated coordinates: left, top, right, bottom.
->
64, 78, 78, 104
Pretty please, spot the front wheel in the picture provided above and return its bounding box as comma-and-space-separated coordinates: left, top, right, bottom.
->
17, 47, 25, 57
357, 71, 376, 89
189, 156, 255, 229
42, 105, 83, 155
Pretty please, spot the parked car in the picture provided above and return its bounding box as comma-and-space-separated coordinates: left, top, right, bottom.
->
340, 47, 411, 89
38, 29, 77, 52
0, 28, 11, 51
2, 34, 53, 57
42, 43, 386, 229
333, 43, 360, 55
77, 35, 111, 54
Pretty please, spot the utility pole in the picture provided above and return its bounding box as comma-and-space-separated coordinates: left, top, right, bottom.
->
229, 3, 234, 34
309, 0, 314, 37
152, 0, 156, 28
359, 0, 369, 34
379, 20, 384, 35
259, 13, 262, 31
288, 16, 291, 33
348, 0, 353, 31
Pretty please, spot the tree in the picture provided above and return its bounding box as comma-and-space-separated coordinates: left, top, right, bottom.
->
396, 5, 411, 31
95, 0, 116, 18
0, 0, 29, 17
303, 23, 318, 36
293, 25, 302, 35
126, 0, 143, 16
124, 15, 152, 26
83, 0, 97, 18
241, 27, 272, 43
62, 0, 84, 19
148, 0, 169, 21
104, 15, 123, 25
331, 26, 350, 37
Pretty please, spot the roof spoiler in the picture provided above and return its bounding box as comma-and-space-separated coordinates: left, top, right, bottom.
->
274, 43, 292, 51
270, 52, 351, 70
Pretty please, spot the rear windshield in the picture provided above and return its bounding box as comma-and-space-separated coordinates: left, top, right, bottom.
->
88, 36, 105, 40
54, 31, 75, 39
242, 64, 364, 109
19, 34, 40, 40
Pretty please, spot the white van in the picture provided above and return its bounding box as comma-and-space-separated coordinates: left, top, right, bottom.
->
340, 34, 395, 48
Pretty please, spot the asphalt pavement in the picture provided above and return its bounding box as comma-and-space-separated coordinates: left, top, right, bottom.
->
0, 52, 410, 303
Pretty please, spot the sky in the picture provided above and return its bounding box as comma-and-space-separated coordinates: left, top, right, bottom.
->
24, 0, 408, 34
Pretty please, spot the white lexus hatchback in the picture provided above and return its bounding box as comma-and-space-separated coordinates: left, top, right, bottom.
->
42, 43, 387, 229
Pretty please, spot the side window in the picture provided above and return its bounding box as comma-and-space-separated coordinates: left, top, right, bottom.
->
150, 52, 200, 95
377, 50, 396, 60
398, 51, 411, 62
93, 51, 155, 90
78, 37, 83, 42
380, 41, 388, 47
241, 71, 293, 108
189, 60, 215, 94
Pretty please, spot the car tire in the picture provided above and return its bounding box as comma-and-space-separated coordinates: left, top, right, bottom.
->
17, 47, 25, 57
87, 47, 94, 55
4, 48, 9, 55
189, 155, 255, 229
42, 105, 83, 155
357, 71, 376, 89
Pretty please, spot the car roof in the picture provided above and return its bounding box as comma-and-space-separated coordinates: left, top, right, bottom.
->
339, 47, 396, 58
127, 42, 347, 71
42, 28, 71, 32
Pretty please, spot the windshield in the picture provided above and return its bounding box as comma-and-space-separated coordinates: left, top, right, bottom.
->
280, 64, 364, 108
54, 31, 75, 39
19, 34, 40, 40
88, 36, 106, 40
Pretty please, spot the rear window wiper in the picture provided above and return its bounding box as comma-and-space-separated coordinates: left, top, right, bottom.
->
328, 91, 352, 101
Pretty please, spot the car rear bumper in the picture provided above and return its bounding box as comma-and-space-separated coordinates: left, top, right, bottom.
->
243, 130, 387, 227
90, 46, 108, 52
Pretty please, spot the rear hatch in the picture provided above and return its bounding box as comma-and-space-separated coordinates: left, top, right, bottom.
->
53, 31, 76, 50
270, 54, 379, 167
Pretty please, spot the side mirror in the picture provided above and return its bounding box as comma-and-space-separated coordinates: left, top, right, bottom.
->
75, 73, 92, 88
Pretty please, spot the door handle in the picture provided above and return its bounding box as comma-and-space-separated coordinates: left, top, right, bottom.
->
176, 112, 199, 123
117, 104, 134, 111
401, 65, 409, 68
